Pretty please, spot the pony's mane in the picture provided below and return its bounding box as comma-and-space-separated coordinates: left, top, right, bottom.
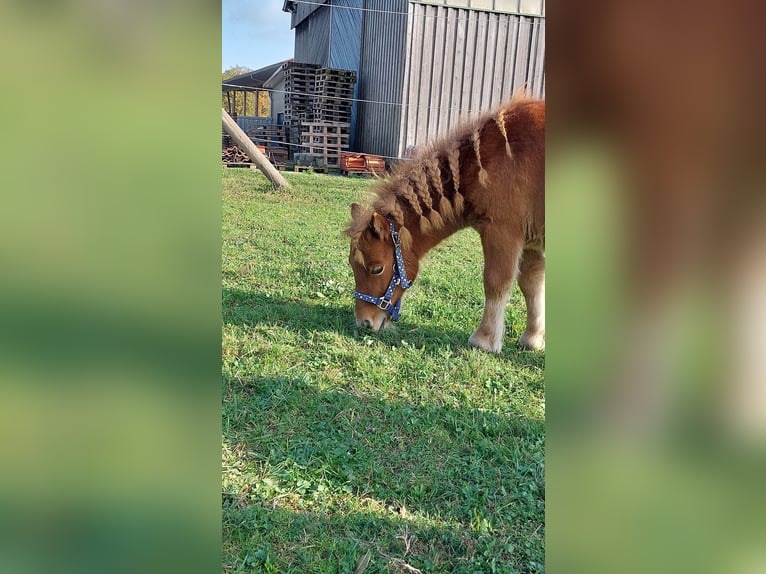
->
347, 92, 538, 250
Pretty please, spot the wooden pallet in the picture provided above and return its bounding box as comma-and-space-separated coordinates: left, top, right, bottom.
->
314, 83, 355, 95
301, 121, 350, 134
313, 106, 352, 116
247, 125, 289, 147
314, 80, 355, 90
313, 113, 352, 123
316, 68, 357, 81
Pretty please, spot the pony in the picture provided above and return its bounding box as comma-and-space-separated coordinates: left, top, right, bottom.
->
345, 95, 545, 353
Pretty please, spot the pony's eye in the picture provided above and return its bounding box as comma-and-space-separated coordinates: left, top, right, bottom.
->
370, 265, 384, 276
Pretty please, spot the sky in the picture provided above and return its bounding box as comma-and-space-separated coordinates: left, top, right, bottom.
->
222, 0, 295, 72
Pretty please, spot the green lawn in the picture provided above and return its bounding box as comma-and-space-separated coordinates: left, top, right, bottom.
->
222, 168, 545, 573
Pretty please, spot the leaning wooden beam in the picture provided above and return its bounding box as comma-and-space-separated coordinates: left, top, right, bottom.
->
221, 108, 290, 190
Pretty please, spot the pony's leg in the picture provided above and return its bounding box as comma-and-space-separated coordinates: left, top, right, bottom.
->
468, 233, 523, 353
517, 248, 545, 350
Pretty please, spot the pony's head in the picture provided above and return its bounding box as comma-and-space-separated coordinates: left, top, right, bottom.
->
346, 203, 414, 331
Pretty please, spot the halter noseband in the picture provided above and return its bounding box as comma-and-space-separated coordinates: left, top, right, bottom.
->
353, 218, 413, 321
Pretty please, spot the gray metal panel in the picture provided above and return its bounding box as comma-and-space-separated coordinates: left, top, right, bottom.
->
399, 3, 545, 151
287, 0, 328, 29
329, 0, 363, 149
328, 0, 362, 71
294, 4, 331, 65
354, 0, 409, 157
411, 0, 544, 16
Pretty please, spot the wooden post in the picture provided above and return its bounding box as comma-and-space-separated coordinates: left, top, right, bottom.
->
222, 108, 290, 190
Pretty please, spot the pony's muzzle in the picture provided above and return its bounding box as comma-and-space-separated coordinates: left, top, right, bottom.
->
354, 304, 390, 332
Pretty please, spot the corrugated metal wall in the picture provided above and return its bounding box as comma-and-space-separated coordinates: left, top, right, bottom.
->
289, 0, 327, 28
294, 5, 331, 65
328, 0, 363, 70
292, 1, 363, 148
398, 2, 545, 154
329, 0, 363, 149
355, 0, 410, 158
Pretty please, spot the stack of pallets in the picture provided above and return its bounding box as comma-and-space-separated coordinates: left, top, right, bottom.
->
283, 62, 320, 152
300, 122, 350, 169
313, 68, 356, 123
281, 63, 357, 166
305, 68, 356, 168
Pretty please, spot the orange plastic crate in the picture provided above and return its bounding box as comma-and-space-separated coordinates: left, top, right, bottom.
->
340, 152, 385, 173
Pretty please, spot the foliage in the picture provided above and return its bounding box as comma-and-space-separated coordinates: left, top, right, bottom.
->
223, 65, 255, 116
222, 168, 545, 573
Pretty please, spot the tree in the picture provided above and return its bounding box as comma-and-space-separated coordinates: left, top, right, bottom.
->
222, 65, 255, 116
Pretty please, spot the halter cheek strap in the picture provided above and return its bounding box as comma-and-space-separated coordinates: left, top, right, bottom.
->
353, 219, 413, 321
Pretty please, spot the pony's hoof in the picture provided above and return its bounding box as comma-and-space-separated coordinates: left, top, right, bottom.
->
468, 331, 503, 353
519, 330, 545, 351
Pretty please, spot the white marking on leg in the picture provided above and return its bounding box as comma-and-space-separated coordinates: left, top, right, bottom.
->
520, 281, 545, 350
469, 296, 508, 353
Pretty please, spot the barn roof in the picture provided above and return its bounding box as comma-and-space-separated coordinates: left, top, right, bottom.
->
222, 60, 291, 91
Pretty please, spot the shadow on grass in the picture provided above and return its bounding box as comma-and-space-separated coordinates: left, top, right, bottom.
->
222, 377, 544, 573
222, 499, 528, 573
223, 288, 353, 335
222, 287, 539, 359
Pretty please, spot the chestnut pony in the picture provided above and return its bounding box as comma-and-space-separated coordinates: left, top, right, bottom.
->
346, 96, 544, 353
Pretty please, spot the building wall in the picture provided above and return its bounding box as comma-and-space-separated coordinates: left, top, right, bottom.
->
294, 4, 331, 65
354, 0, 409, 157
289, 0, 545, 158
264, 72, 286, 124
398, 1, 545, 154
293, 1, 364, 148
328, 0, 363, 149
288, 0, 327, 28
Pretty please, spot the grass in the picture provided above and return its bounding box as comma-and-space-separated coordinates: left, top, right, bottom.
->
222, 167, 545, 573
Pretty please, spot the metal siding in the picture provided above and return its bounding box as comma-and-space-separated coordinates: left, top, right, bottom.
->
400, 3, 545, 150
354, 0, 409, 157
433, 9, 451, 135
328, 0, 362, 70
294, 5, 331, 65
329, 0, 363, 148
418, 5, 436, 144
491, 10, 509, 105
290, 0, 328, 28
448, 9, 468, 128
398, 1, 416, 157
411, 0, 544, 16
513, 16, 531, 90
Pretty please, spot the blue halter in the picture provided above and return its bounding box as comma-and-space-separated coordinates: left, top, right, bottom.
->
353, 219, 413, 321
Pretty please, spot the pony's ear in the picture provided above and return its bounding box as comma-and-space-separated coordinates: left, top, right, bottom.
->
370, 212, 390, 239
350, 203, 365, 220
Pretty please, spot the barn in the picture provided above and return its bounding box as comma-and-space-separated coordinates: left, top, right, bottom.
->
282, 0, 545, 159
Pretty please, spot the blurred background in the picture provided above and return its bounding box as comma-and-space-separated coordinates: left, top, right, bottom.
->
0, 1, 221, 573
546, 0, 766, 572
